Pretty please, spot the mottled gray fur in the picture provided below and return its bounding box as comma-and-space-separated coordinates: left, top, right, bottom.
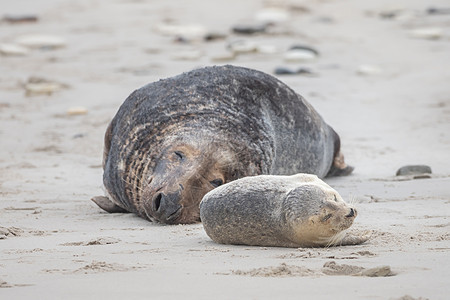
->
98, 65, 351, 223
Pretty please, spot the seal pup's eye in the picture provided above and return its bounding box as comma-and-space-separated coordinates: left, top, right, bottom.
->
210, 179, 224, 188
333, 195, 338, 202
322, 214, 332, 221
174, 151, 185, 161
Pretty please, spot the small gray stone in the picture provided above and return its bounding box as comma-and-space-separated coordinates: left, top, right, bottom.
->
204, 32, 227, 41
3, 14, 38, 23
274, 67, 297, 75
274, 67, 314, 76
396, 165, 432, 176
427, 7, 450, 15
232, 24, 267, 35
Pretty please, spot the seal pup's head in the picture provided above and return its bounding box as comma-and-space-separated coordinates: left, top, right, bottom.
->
283, 176, 357, 247
141, 137, 239, 224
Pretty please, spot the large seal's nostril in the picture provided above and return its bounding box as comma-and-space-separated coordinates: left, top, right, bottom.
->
149, 191, 183, 224
152, 193, 162, 212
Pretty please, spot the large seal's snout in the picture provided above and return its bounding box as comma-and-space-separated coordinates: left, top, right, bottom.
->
151, 191, 182, 224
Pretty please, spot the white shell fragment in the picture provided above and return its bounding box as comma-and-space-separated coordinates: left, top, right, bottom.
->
357, 65, 382, 76
410, 28, 443, 40
24, 77, 68, 96
284, 49, 317, 62
15, 34, 66, 49
0, 43, 29, 56
255, 8, 290, 24
67, 107, 88, 116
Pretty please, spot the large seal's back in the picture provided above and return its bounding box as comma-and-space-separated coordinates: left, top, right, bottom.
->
93, 65, 353, 224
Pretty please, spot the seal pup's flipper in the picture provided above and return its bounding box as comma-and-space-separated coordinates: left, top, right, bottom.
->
91, 196, 129, 213
338, 231, 371, 246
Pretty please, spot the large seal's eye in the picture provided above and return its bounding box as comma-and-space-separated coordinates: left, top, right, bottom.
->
174, 151, 185, 161
210, 179, 223, 188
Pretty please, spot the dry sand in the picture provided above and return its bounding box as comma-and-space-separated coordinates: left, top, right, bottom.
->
1, 0, 449, 299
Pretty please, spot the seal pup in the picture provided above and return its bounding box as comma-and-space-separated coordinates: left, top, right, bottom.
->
92, 65, 353, 224
200, 174, 368, 248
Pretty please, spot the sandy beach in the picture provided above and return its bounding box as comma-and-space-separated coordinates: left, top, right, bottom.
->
1, 0, 449, 299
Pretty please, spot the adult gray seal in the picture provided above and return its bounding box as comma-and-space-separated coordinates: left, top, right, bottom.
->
200, 174, 368, 247
92, 65, 353, 224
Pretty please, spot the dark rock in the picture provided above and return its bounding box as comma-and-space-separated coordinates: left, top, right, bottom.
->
204, 32, 227, 41
3, 15, 38, 23
274, 67, 314, 76
396, 165, 432, 176
274, 67, 297, 75
427, 7, 450, 15
232, 24, 267, 35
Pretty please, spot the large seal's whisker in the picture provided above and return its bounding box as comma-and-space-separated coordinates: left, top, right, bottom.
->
120, 176, 144, 192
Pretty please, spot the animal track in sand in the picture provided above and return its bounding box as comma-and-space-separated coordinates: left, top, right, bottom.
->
60, 237, 120, 246
228, 261, 394, 278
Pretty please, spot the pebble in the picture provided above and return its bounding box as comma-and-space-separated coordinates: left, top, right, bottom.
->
232, 24, 267, 35
204, 32, 228, 42
255, 8, 290, 24
396, 165, 432, 176
15, 34, 66, 49
284, 49, 317, 62
410, 28, 443, 40
24, 77, 67, 96
211, 51, 235, 62
3, 15, 38, 23
0, 43, 29, 56
67, 107, 88, 116
154, 23, 207, 41
289, 45, 319, 56
379, 10, 416, 21
256, 44, 279, 54
357, 64, 382, 76
427, 7, 450, 15
227, 40, 258, 54
274, 67, 314, 76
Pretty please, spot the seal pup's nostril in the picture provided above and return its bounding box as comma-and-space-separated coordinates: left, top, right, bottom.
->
345, 208, 355, 218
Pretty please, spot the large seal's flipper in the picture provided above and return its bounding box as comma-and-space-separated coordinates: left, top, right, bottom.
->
326, 128, 354, 177
327, 151, 354, 177
91, 196, 129, 213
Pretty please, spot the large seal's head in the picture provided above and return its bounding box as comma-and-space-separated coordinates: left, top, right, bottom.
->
283, 176, 357, 247
140, 137, 240, 224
